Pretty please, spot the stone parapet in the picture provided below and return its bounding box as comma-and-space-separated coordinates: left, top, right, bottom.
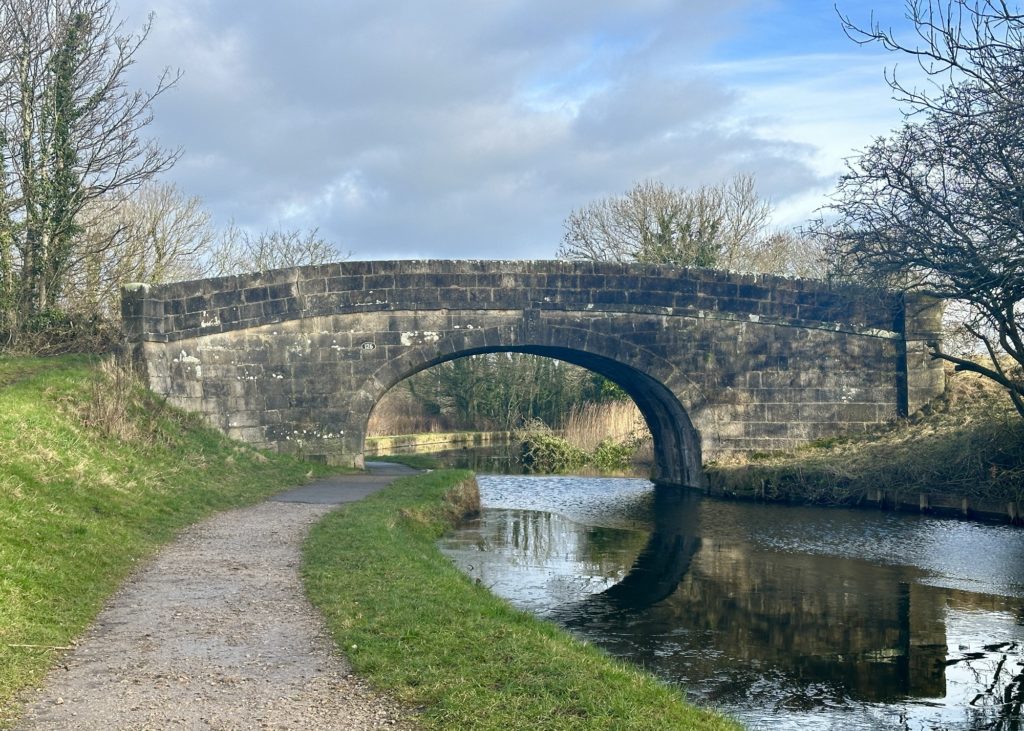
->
122, 260, 903, 345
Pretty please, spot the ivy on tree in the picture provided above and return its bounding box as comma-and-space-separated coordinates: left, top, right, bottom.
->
0, 0, 179, 341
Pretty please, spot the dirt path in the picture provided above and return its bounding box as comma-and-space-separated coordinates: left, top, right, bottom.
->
15, 464, 418, 730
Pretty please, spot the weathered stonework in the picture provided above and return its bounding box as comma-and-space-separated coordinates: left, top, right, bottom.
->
122, 260, 945, 488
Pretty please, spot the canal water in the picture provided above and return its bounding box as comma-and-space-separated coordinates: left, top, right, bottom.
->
437, 473, 1024, 730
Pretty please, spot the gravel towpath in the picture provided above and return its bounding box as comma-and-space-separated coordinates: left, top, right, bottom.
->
15, 463, 418, 730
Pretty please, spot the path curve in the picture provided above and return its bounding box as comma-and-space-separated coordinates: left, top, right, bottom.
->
15, 463, 418, 730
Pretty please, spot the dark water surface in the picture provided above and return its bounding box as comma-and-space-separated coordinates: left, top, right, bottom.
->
438, 474, 1024, 730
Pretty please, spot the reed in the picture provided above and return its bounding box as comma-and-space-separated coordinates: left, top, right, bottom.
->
559, 400, 649, 452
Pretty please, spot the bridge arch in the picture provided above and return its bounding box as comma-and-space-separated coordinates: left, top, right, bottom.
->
121, 259, 946, 485
357, 322, 703, 486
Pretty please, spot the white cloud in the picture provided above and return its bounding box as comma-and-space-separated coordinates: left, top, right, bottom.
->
278, 171, 389, 224
118, 0, 904, 259
704, 52, 906, 171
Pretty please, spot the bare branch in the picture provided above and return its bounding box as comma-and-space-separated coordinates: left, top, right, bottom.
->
204, 224, 350, 277
824, 0, 1024, 415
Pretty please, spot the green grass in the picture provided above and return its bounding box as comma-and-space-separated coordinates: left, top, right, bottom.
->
0, 355, 336, 727
302, 469, 739, 731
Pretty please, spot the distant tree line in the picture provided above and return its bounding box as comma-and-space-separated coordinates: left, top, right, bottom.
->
370, 354, 628, 434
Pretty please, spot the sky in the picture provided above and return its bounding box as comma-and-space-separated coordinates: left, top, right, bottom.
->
116, 0, 919, 261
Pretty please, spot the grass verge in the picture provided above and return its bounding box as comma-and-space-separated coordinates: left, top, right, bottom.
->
0, 355, 335, 727
302, 469, 739, 731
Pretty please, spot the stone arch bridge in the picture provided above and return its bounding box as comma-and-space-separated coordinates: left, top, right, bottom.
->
122, 260, 944, 489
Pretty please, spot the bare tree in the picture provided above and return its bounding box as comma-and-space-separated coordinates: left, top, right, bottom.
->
558, 175, 779, 271
744, 229, 827, 278
0, 0, 179, 337
837, 0, 1024, 115
68, 182, 214, 317
63, 186, 348, 318
820, 0, 1024, 416
205, 224, 349, 277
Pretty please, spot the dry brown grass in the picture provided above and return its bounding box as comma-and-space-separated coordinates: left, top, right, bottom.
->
513, 401, 655, 475
72, 355, 175, 445
560, 400, 649, 452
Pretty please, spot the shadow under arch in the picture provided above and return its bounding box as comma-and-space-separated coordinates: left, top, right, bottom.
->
358, 323, 705, 489
557, 487, 703, 625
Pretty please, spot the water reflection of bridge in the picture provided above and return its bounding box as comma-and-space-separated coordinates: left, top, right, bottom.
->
468, 483, 1024, 707
446, 477, 1024, 724
554, 489, 950, 702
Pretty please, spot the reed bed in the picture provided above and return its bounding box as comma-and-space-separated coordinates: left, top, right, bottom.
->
366, 387, 445, 436
516, 400, 653, 475
559, 400, 649, 452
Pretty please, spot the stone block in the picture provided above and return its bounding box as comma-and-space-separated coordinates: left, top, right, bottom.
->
226, 410, 263, 428
185, 295, 207, 313
363, 273, 396, 290
629, 290, 675, 308
836, 403, 882, 422
718, 297, 758, 315
744, 421, 790, 438
325, 275, 364, 292
738, 283, 771, 301
699, 280, 738, 298
242, 287, 270, 304
299, 277, 327, 295
226, 426, 267, 444
340, 261, 374, 275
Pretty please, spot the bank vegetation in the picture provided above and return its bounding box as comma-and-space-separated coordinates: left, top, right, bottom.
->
302, 468, 738, 731
517, 400, 652, 475
1, 356, 740, 730
0, 356, 330, 727
707, 366, 1024, 517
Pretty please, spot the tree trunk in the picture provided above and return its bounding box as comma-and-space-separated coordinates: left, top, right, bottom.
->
0, 224, 12, 336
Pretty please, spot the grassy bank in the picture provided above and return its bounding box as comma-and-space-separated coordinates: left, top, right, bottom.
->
302, 469, 738, 731
0, 355, 332, 727
706, 368, 1024, 518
